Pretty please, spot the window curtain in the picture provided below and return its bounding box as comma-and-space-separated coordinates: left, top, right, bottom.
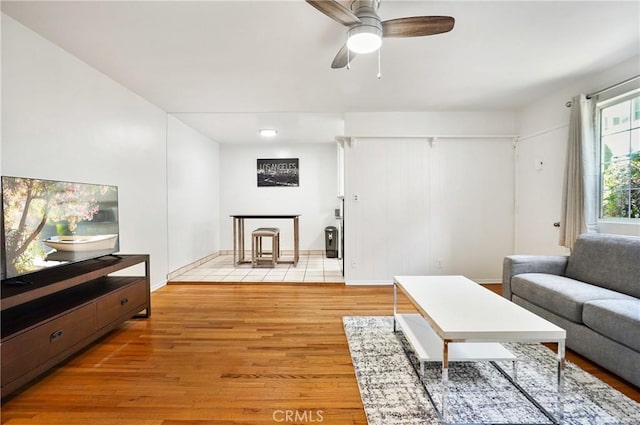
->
559, 94, 598, 249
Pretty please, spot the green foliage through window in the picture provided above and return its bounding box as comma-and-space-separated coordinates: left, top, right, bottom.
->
599, 93, 640, 219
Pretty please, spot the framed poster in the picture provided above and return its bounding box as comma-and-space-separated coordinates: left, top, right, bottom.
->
257, 158, 299, 187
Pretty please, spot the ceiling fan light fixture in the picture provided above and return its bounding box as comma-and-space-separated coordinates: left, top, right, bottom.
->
347, 25, 382, 54
259, 129, 278, 137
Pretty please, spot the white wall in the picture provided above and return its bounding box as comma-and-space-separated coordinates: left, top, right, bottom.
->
343, 112, 517, 284
515, 55, 640, 254
345, 138, 431, 283
219, 143, 339, 252
2, 14, 169, 289
514, 126, 569, 255
167, 115, 220, 272
345, 111, 518, 136
430, 138, 515, 280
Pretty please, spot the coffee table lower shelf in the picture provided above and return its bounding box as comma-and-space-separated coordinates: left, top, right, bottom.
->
395, 313, 517, 366
394, 313, 561, 425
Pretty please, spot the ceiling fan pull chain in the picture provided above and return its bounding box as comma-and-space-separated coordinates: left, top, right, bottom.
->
377, 47, 381, 79
347, 35, 351, 70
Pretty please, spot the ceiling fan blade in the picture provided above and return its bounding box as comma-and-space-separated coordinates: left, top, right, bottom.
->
382, 16, 455, 38
331, 44, 356, 69
306, 0, 361, 26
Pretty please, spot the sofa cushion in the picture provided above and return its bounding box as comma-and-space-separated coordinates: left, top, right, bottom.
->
511, 273, 636, 323
565, 233, 640, 298
582, 299, 640, 352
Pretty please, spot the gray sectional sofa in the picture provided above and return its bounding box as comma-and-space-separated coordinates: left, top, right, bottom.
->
502, 233, 640, 388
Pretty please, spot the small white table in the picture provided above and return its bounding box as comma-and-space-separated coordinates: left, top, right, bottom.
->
393, 275, 567, 424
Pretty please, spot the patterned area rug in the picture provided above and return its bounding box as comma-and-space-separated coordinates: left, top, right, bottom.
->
344, 316, 640, 425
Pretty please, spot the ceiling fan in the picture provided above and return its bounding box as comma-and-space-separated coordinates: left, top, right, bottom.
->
306, 0, 455, 69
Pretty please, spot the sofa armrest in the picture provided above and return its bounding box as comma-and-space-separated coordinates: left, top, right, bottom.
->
502, 255, 569, 300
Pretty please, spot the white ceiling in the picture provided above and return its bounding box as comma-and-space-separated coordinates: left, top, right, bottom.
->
3, 1, 639, 144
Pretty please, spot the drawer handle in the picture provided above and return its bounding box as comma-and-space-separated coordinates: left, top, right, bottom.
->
120, 297, 129, 306
50, 330, 63, 343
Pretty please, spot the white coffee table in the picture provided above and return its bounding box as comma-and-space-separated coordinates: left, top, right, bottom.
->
393, 275, 567, 424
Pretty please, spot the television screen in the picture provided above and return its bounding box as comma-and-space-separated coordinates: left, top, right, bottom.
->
1, 176, 119, 281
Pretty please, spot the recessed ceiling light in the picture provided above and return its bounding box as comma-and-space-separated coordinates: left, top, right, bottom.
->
259, 129, 278, 137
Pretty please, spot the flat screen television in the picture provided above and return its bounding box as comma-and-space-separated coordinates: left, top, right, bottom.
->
1, 176, 119, 282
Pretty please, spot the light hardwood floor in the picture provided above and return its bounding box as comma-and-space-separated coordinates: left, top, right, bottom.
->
1, 284, 638, 425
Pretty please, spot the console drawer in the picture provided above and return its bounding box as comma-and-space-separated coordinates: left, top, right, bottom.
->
1, 303, 96, 386
96, 280, 147, 329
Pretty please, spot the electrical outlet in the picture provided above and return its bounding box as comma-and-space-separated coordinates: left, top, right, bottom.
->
436, 259, 443, 269
353, 194, 359, 201
351, 259, 358, 268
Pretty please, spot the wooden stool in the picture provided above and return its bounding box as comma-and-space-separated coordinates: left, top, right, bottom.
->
257, 227, 280, 260
252, 227, 280, 267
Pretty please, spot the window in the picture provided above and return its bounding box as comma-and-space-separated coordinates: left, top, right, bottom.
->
598, 91, 640, 219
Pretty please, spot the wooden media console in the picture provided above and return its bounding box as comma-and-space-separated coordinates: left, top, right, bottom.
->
1, 254, 150, 398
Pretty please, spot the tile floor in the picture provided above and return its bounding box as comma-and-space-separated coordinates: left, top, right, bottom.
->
170, 253, 344, 283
